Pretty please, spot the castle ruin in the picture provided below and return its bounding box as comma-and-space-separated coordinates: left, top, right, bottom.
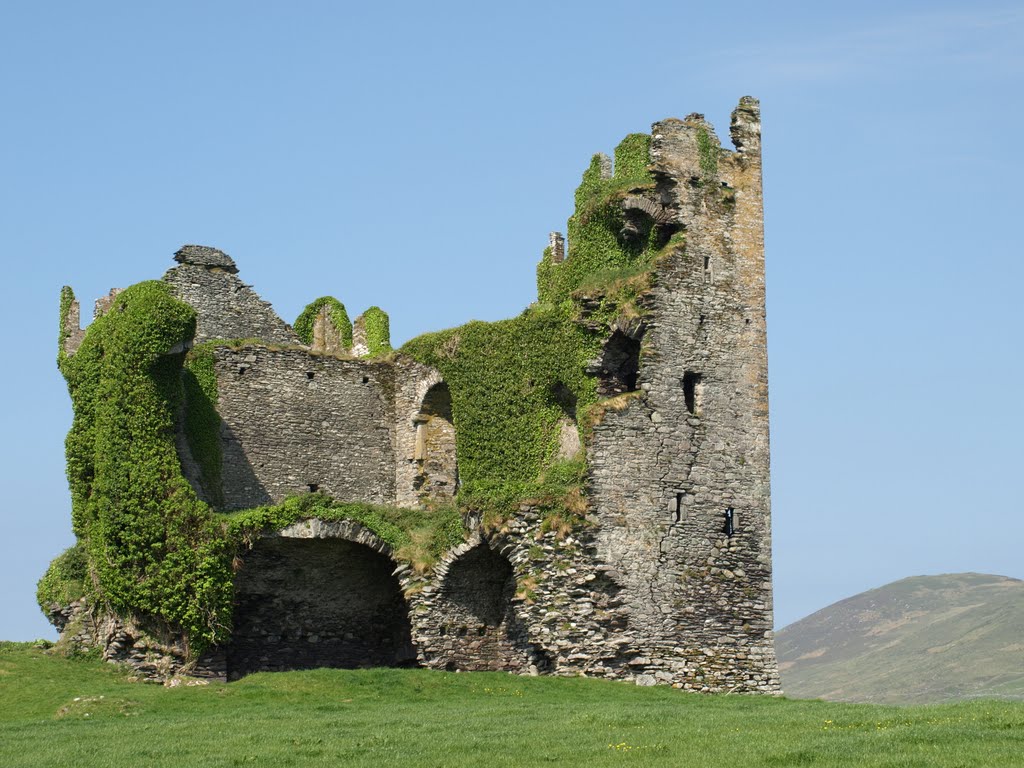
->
44, 97, 780, 693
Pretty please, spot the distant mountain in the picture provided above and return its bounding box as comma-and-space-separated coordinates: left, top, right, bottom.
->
776, 573, 1024, 704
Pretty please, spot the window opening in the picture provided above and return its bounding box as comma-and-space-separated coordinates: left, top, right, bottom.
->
682, 371, 701, 415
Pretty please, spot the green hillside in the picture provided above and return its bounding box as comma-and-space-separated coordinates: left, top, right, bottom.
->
2, 642, 1023, 767
777, 573, 1024, 705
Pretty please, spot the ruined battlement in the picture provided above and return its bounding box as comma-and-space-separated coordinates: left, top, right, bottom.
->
46, 98, 779, 693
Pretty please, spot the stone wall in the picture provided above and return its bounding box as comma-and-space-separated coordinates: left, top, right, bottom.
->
229, 522, 415, 679
163, 245, 299, 345
213, 346, 398, 509
585, 99, 779, 693
50, 99, 779, 692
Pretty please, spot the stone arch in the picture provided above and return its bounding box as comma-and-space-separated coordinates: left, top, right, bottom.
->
619, 195, 679, 249
417, 538, 538, 672
227, 520, 415, 680
412, 381, 458, 504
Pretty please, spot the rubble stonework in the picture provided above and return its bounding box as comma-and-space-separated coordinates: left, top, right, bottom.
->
51, 98, 779, 693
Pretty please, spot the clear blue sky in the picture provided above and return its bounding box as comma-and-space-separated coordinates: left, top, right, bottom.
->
2, 1, 1021, 640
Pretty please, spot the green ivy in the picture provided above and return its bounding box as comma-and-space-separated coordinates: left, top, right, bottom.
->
613, 133, 651, 180
57, 286, 75, 366
402, 307, 598, 489
696, 126, 719, 178
360, 306, 392, 356
293, 296, 353, 350
44, 125, 673, 651
182, 344, 223, 506
537, 135, 659, 305
36, 544, 88, 611
57, 281, 232, 651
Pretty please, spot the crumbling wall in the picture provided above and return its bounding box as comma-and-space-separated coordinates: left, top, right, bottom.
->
213, 347, 397, 509
393, 359, 459, 508
163, 245, 300, 345
586, 99, 779, 693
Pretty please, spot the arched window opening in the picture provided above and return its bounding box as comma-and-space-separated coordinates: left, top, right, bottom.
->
412, 382, 458, 504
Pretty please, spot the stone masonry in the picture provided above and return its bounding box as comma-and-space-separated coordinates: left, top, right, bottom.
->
53, 98, 779, 693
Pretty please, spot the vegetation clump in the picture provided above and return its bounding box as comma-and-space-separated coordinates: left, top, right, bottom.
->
359, 306, 392, 356
58, 281, 233, 651
223, 494, 466, 575
36, 544, 88, 611
293, 296, 353, 349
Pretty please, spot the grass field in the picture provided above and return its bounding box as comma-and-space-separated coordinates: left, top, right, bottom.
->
2, 642, 1022, 767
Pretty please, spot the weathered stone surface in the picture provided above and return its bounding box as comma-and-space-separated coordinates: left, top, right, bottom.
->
174, 244, 239, 273
163, 257, 299, 344
53, 99, 779, 693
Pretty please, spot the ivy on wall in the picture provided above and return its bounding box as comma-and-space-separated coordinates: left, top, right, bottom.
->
405, 131, 663, 526
182, 344, 224, 507
293, 296, 353, 350
36, 543, 87, 611
42, 125, 673, 651
360, 306, 392, 356
57, 281, 233, 650
536, 134, 658, 305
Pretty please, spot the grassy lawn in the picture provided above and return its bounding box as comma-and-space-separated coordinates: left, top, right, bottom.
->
1, 642, 1022, 767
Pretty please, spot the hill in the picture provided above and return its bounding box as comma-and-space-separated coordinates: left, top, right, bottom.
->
776, 573, 1024, 704
1, 642, 1023, 767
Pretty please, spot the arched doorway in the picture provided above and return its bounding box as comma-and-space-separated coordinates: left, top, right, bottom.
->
412, 382, 458, 504
228, 534, 415, 679
424, 541, 535, 672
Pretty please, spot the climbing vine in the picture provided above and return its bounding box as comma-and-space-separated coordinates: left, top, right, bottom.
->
696, 126, 719, 178
359, 306, 392, 356
57, 286, 75, 366
537, 134, 659, 305
58, 281, 233, 650
182, 344, 223, 506
293, 296, 353, 350
36, 544, 88, 612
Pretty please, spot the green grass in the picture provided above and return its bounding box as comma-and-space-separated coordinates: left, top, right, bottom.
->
2, 643, 1023, 767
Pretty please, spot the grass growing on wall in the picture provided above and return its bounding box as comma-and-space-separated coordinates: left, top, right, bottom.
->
223, 494, 466, 574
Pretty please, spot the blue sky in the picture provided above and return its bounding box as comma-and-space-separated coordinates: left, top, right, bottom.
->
1, 1, 1021, 640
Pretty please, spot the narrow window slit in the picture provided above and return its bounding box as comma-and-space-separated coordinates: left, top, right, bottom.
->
682, 372, 701, 415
